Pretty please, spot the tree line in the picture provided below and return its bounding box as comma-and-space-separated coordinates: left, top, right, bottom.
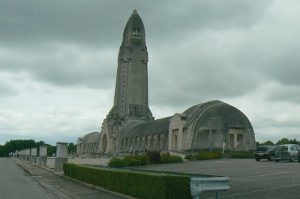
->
0, 139, 76, 157
256, 138, 300, 146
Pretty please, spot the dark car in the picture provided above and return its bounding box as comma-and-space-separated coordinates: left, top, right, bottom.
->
254, 145, 276, 161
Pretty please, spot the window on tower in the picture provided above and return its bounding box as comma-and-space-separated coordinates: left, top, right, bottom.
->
132, 27, 141, 35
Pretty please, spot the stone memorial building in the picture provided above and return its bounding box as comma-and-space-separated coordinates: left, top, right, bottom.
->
77, 10, 256, 155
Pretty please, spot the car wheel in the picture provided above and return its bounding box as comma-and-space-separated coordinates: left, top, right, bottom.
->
255, 158, 260, 161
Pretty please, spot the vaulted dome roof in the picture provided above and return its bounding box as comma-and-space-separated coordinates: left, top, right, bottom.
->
183, 100, 253, 132
81, 132, 100, 143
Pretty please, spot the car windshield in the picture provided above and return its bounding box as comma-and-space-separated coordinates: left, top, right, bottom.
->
256, 147, 269, 152
275, 146, 288, 152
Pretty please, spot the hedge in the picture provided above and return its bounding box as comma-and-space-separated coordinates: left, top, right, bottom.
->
225, 151, 254, 159
160, 153, 183, 163
64, 164, 191, 199
185, 151, 222, 160
108, 153, 183, 168
109, 155, 149, 167
185, 151, 254, 160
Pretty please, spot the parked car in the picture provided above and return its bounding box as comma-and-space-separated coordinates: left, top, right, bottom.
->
274, 144, 300, 162
254, 145, 276, 161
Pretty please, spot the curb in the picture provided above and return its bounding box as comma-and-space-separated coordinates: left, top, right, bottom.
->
13, 158, 53, 174
14, 158, 34, 175
13, 158, 137, 199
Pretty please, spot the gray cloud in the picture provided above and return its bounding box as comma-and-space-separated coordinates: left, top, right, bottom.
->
1, 0, 300, 144
0, 83, 17, 97
265, 84, 300, 103
149, 31, 261, 107
0, 0, 271, 47
0, 0, 273, 89
0, 73, 19, 97
0, 45, 116, 88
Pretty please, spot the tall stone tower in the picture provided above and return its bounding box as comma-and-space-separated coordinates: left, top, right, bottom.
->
109, 10, 153, 122
99, 10, 153, 153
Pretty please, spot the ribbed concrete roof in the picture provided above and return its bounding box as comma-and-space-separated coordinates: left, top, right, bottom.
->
81, 132, 100, 143
119, 117, 171, 138
119, 100, 254, 139
183, 100, 253, 131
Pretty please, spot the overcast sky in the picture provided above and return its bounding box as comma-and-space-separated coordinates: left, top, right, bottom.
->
0, 0, 300, 145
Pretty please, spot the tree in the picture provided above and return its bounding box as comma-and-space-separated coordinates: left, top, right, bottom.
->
47, 145, 56, 156
276, 138, 289, 145
256, 141, 260, 147
68, 143, 77, 154
0, 145, 5, 157
35, 140, 45, 147
288, 139, 299, 144
1, 139, 36, 156
261, 140, 275, 145
0, 139, 54, 157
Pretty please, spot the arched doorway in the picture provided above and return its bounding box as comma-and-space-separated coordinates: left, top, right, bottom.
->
102, 134, 108, 153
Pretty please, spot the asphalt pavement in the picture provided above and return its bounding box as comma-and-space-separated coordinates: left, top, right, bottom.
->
0, 158, 53, 199
3, 157, 300, 199
141, 158, 300, 199
0, 158, 130, 199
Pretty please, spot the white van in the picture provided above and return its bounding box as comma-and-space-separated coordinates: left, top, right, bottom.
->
274, 144, 299, 162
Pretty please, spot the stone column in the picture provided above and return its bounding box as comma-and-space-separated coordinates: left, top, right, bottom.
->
39, 145, 48, 166
31, 147, 37, 164
233, 134, 238, 149
54, 142, 68, 174
26, 149, 30, 161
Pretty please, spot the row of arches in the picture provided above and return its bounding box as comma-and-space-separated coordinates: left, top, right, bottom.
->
121, 133, 168, 152
77, 142, 99, 154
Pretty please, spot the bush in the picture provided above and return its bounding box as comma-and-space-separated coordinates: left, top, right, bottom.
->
108, 158, 128, 167
108, 153, 183, 167
108, 154, 149, 168
64, 164, 192, 199
184, 154, 193, 160
146, 151, 161, 164
226, 151, 254, 159
133, 154, 149, 165
160, 153, 183, 163
185, 151, 222, 160
123, 156, 141, 166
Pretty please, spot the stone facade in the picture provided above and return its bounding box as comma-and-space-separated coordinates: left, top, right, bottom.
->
116, 100, 255, 153
77, 132, 100, 155
77, 10, 256, 156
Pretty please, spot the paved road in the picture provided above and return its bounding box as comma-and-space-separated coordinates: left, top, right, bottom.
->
0, 158, 52, 199
142, 158, 300, 199
0, 158, 128, 199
